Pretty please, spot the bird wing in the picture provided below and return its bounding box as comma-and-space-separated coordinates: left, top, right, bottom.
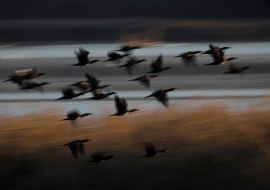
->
79, 144, 86, 155
108, 51, 119, 58
68, 142, 79, 159
115, 95, 126, 114
28, 67, 37, 75
153, 54, 163, 70
79, 47, 90, 56
91, 152, 105, 161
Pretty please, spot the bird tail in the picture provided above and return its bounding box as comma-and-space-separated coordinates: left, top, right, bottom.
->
159, 149, 168, 153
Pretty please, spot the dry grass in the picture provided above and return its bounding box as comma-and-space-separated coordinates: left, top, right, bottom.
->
1, 106, 270, 189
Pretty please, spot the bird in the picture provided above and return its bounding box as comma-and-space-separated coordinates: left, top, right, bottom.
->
202, 44, 237, 66
175, 51, 201, 67
68, 81, 90, 92
61, 110, 92, 121
116, 45, 140, 53
147, 54, 171, 73
89, 152, 117, 162
140, 142, 168, 158
224, 63, 250, 75
103, 51, 129, 63
145, 88, 178, 107
110, 95, 138, 116
87, 91, 116, 100
72, 47, 100, 66
85, 73, 110, 93
21, 67, 46, 80
119, 57, 146, 76
129, 75, 160, 89
56, 87, 85, 100
202, 44, 231, 55
20, 82, 50, 91
3, 74, 23, 86
62, 139, 90, 159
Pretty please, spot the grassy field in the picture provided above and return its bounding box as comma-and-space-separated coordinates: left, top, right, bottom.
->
1, 106, 270, 189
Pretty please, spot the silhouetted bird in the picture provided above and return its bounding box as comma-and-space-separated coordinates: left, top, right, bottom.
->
175, 51, 201, 67
87, 91, 116, 100
119, 57, 146, 75
61, 110, 92, 121
21, 67, 46, 80
85, 73, 110, 93
69, 81, 90, 92
103, 51, 129, 63
89, 152, 117, 162
224, 63, 250, 75
147, 54, 171, 73
129, 75, 160, 89
110, 95, 138, 116
3, 74, 23, 86
72, 47, 100, 66
56, 88, 85, 100
21, 82, 50, 91
202, 44, 237, 66
145, 88, 178, 107
116, 45, 140, 53
62, 139, 90, 159
202, 44, 231, 55
141, 142, 168, 157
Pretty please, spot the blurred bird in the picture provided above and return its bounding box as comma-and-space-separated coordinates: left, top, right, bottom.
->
89, 152, 117, 162
129, 75, 160, 89
110, 95, 138, 116
56, 87, 85, 100
21, 82, 50, 91
202, 44, 231, 55
175, 51, 201, 67
21, 67, 46, 80
119, 57, 147, 76
147, 54, 171, 73
3, 74, 23, 86
72, 47, 100, 66
103, 51, 129, 63
87, 91, 116, 100
85, 73, 110, 93
202, 44, 237, 66
141, 142, 168, 157
61, 110, 92, 126
116, 45, 140, 53
224, 63, 250, 75
62, 139, 90, 159
69, 81, 90, 92
145, 88, 178, 107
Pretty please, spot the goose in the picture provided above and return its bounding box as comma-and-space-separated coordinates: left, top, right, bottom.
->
110, 95, 138, 116
145, 88, 178, 107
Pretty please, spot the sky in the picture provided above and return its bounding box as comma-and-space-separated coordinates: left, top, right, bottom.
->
0, 0, 269, 19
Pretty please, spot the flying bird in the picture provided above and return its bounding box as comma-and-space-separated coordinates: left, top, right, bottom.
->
72, 47, 100, 66
175, 51, 201, 67
62, 139, 90, 159
224, 63, 250, 75
103, 51, 129, 63
3, 74, 23, 86
85, 73, 110, 93
129, 75, 160, 89
89, 152, 117, 162
119, 57, 146, 76
147, 54, 171, 73
87, 91, 116, 100
110, 95, 138, 116
21, 67, 46, 80
145, 88, 178, 107
116, 45, 140, 53
56, 87, 85, 100
69, 81, 90, 92
61, 110, 92, 127
21, 82, 50, 91
140, 142, 168, 157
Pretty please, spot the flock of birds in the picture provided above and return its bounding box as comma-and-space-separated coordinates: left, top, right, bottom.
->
3, 43, 250, 161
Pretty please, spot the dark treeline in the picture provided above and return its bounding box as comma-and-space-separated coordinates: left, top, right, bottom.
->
0, 0, 269, 19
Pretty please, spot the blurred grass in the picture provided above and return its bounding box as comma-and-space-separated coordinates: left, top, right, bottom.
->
1, 106, 270, 189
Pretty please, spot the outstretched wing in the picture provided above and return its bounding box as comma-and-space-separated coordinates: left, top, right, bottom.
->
115, 95, 126, 114
79, 47, 90, 56
63, 88, 75, 97
67, 110, 80, 119
153, 54, 163, 70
